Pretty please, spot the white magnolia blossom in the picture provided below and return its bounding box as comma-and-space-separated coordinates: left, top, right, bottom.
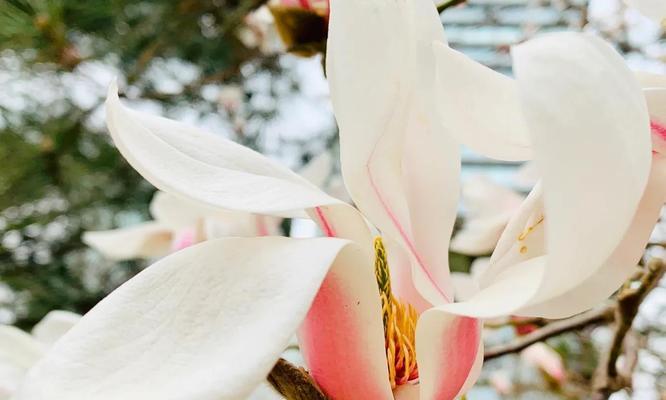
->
83, 152, 334, 260
0, 311, 80, 399
15, 1, 665, 399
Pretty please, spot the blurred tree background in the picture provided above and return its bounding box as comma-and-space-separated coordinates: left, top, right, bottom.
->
0, 0, 665, 398
0, 0, 335, 329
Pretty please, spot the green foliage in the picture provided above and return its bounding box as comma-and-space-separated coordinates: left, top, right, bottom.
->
0, 0, 300, 328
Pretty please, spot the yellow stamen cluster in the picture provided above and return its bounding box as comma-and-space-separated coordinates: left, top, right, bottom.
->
374, 237, 419, 389
517, 215, 544, 254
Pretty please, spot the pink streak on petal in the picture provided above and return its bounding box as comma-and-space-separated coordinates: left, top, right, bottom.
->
299, 273, 392, 400
170, 227, 197, 251
314, 207, 336, 237
366, 166, 452, 303
431, 317, 481, 400
651, 120, 666, 141
255, 215, 269, 236
651, 120, 666, 156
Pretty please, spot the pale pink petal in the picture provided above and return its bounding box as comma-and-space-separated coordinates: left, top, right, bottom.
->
489, 371, 513, 395
416, 311, 483, 400
298, 239, 393, 400
513, 32, 652, 301
644, 88, 666, 155
170, 227, 198, 251
83, 222, 172, 261
433, 43, 532, 161
18, 237, 366, 400
521, 343, 566, 383
328, 0, 456, 304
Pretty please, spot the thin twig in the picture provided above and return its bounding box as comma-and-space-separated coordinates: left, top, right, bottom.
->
484, 305, 615, 360
268, 358, 328, 400
592, 258, 665, 399
437, 0, 467, 13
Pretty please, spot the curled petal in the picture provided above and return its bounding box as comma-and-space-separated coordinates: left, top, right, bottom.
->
106, 84, 339, 218
513, 32, 652, 301
519, 156, 666, 318
433, 43, 532, 161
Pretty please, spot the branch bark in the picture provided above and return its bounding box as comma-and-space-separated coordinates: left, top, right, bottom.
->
484, 305, 615, 360
592, 258, 665, 399
268, 358, 328, 400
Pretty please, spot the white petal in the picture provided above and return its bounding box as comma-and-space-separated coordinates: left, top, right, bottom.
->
625, 0, 666, 23
82, 222, 172, 261
513, 32, 652, 300
18, 237, 364, 400
0, 326, 44, 370
518, 156, 666, 318
439, 256, 546, 319
327, 0, 457, 303
433, 43, 532, 161
31, 311, 81, 347
635, 71, 666, 89
106, 84, 339, 218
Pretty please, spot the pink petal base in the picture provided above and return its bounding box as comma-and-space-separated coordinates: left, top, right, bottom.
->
298, 271, 393, 400
417, 312, 482, 400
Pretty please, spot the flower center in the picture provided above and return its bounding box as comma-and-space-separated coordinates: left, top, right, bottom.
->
374, 237, 419, 389
517, 215, 544, 254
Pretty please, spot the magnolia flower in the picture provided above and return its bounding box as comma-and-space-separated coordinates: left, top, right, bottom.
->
450, 176, 524, 256
0, 311, 80, 399
17, 3, 662, 400
434, 31, 665, 319
83, 152, 333, 260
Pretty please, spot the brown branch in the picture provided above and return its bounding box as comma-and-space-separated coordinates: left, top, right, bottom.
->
437, 0, 467, 12
268, 358, 328, 400
592, 258, 665, 399
484, 305, 615, 360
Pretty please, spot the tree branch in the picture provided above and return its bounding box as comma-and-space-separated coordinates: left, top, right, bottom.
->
268, 358, 328, 400
484, 304, 615, 360
592, 258, 665, 399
